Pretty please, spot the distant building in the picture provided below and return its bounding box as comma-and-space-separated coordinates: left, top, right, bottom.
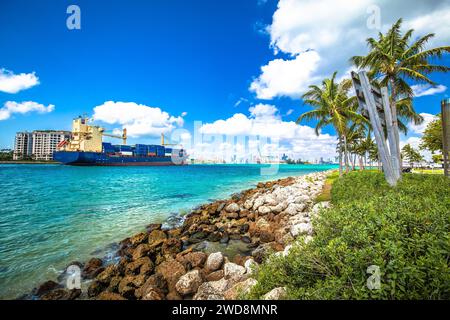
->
13, 132, 33, 160
32, 131, 71, 161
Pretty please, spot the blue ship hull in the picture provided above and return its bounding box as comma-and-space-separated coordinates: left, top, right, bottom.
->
53, 151, 182, 166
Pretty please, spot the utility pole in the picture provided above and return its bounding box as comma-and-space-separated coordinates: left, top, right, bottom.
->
442, 99, 450, 177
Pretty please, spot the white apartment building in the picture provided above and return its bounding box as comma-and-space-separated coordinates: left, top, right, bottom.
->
13, 132, 33, 160
31, 131, 71, 161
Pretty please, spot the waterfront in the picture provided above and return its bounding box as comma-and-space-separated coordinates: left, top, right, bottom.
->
0, 163, 335, 299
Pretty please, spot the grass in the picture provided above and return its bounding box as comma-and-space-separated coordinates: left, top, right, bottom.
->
247, 171, 450, 300
315, 170, 339, 203
412, 168, 444, 175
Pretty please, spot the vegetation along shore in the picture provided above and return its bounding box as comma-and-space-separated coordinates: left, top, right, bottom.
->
26, 169, 449, 300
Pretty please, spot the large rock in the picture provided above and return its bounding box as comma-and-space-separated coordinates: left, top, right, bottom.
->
125, 256, 154, 276
262, 287, 287, 300
156, 258, 186, 292
244, 259, 258, 275
175, 270, 203, 296
206, 252, 224, 271
162, 238, 183, 256
82, 257, 103, 279
223, 263, 246, 281
226, 203, 240, 213
252, 197, 264, 211
290, 223, 312, 237
183, 251, 207, 269
258, 206, 271, 215
243, 199, 253, 210
193, 278, 229, 300
130, 232, 148, 246
148, 229, 167, 244
224, 278, 257, 300
96, 265, 119, 284
35, 280, 59, 296
135, 273, 168, 299
97, 291, 126, 300
205, 270, 224, 282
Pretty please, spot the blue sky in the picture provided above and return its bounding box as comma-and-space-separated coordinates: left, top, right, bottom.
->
0, 0, 449, 161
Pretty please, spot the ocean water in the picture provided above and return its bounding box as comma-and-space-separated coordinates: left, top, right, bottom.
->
0, 163, 336, 299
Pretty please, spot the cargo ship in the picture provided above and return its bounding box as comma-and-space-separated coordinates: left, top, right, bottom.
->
53, 117, 187, 166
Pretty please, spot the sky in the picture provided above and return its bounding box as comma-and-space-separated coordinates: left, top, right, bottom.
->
0, 0, 449, 161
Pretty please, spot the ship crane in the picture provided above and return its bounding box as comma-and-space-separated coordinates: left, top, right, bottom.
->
101, 128, 127, 145
161, 133, 177, 146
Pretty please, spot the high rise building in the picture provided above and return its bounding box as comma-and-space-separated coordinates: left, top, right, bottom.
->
32, 131, 71, 161
13, 132, 33, 160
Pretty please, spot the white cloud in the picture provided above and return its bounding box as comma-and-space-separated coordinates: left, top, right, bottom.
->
407, 112, 437, 135
250, 51, 321, 99
0, 101, 54, 120
195, 104, 337, 161
412, 84, 447, 97
92, 101, 184, 138
251, 0, 450, 99
0, 68, 40, 93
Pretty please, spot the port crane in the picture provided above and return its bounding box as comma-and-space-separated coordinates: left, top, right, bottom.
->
161, 133, 177, 146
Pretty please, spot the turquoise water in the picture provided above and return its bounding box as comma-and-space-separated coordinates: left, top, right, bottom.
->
0, 163, 335, 298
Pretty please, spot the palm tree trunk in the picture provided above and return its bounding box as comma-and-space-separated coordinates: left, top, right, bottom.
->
343, 134, 350, 173
359, 156, 364, 170
338, 136, 343, 177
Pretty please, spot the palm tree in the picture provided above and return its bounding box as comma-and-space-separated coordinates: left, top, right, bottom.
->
351, 18, 450, 175
297, 72, 366, 176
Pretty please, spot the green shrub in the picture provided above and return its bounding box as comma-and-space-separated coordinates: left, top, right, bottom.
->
248, 172, 450, 299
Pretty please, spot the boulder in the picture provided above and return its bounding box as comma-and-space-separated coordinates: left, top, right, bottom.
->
96, 264, 119, 284
97, 291, 127, 300
148, 229, 167, 244
252, 197, 264, 211
290, 223, 312, 237
162, 238, 183, 256
175, 270, 203, 296
82, 257, 103, 279
258, 206, 271, 215
244, 258, 258, 275
146, 223, 162, 233
262, 287, 287, 300
35, 280, 60, 296
156, 258, 186, 292
206, 252, 224, 271
183, 251, 207, 269
226, 203, 240, 213
243, 199, 253, 210
223, 263, 246, 281
132, 243, 152, 260
130, 232, 148, 246
205, 270, 224, 282
193, 278, 229, 300
135, 273, 168, 299
88, 280, 106, 298
125, 256, 154, 276
224, 278, 257, 300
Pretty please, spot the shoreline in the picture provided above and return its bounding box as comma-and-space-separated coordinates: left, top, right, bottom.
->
24, 170, 332, 300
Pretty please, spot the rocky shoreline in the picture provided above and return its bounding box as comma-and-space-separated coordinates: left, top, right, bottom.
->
29, 171, 331, 300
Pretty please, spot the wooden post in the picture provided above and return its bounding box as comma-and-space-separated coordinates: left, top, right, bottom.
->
442, 99, 450, 177
358, 72, 396, 186
381, 87, 401, 180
